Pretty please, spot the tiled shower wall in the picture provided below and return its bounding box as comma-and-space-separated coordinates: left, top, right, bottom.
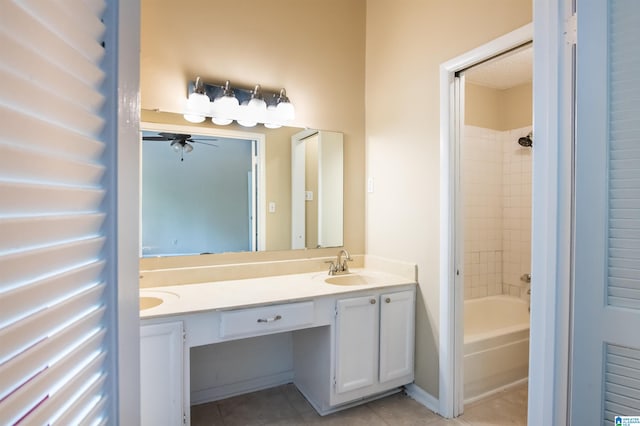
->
462, 125, 532, 300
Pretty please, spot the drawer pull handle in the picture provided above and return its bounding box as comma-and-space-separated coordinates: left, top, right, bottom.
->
370, 299, 376, 305
257, 315, 282, 323
385, 297, 391, 303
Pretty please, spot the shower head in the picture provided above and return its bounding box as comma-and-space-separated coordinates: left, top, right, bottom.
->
518, 132, 533, 148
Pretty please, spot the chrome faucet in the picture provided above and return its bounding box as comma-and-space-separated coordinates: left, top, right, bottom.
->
326, 249, 353, 275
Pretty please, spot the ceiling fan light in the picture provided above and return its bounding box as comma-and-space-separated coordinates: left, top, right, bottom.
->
183, 142, 194, 153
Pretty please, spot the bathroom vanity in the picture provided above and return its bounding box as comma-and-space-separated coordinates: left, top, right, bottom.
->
139, 262, 416, 425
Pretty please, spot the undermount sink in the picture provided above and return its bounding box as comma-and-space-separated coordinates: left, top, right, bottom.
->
139, 290, 180, 312
140, 296, 163, 311
325, 274, 377, 286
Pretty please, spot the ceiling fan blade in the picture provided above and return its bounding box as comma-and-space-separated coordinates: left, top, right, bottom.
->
161, 132, 191, 140
191, 140, 219, 148
142, 136, 169, 141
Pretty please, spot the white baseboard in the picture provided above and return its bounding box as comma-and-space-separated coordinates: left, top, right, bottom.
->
404, 383, 440, 415
190, 371, 294, 405
463, 377, 528, 405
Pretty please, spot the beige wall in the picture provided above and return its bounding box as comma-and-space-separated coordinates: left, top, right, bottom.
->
141, 0, 366, 258
365, 0, 531, 397
500, 82, 533, 130
465, 83, 501, 129
466, 82, 533, 130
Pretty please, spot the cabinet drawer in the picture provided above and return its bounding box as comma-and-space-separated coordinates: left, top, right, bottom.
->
220, 301, 315, 339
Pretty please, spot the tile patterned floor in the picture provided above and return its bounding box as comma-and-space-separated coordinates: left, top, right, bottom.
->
191, 382, 528, 425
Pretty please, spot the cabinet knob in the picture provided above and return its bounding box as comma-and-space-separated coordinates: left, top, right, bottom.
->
370, 299, 376, 305
385, 297, 391, 303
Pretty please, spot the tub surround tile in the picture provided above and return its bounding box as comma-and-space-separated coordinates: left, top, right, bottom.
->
462, 125, 532, 301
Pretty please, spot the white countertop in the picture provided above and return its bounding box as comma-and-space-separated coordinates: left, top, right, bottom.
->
140, 268, 416, 319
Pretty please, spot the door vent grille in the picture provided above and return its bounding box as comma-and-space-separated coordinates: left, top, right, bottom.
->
603, 343, 640, 425
606, 0, 640, 310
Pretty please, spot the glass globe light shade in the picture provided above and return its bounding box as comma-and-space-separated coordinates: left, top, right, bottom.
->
183, 91, 210, 123
211, 94, 239, 126
236, 102, 257, 127
246, 97, 267, 124
264, 105, 282, 129
276, 100, 295, 122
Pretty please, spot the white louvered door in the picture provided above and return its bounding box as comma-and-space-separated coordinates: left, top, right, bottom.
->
570, 0, 640, 424
0, 1, 117, 424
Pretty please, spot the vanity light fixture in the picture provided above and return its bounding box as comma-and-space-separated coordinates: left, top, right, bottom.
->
183, 77, 210, 123
211, 80, 239, 125
184, 77, 296, 128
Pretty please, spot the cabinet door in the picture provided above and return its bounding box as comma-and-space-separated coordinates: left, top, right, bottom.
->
141, 322, 184, 426
335, 295, 379, 394
379, 290, 415, 383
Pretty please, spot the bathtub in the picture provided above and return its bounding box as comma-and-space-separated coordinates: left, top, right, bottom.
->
464, 295, 530, 402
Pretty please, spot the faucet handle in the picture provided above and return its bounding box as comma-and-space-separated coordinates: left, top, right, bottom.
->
325, 260, 338, 275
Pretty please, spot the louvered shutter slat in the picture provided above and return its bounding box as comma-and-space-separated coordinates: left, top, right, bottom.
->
0, 106, 104, 161
2, 37, 105, 114
0, 68, 105, 136
0, 237, 105, 289
0, 261, 104, 326
607, 0, 640, 311
0, 183, 104, 216
1, 329, 106, 425
0, 144, 105, 186
0, 307, 104, 401
29, 354, 107, 425
2, 2, 105, 87
0, 0, 112, 423
0, 283, 104, 365
0, 215, 105, 253
19, 1, 105, 62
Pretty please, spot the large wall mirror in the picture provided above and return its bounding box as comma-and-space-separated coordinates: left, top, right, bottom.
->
140, 117, 343, 257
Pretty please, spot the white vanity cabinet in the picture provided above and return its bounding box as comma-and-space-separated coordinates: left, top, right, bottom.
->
332, 289, 415, 406
140, 321, 185, 426
293, 286, 415, 415
140, 270, 416, 421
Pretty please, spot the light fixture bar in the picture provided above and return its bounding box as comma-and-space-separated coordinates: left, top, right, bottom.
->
184, 78, 295, 128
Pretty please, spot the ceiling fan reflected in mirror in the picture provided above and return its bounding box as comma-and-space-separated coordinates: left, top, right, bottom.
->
142, 132, 218, 161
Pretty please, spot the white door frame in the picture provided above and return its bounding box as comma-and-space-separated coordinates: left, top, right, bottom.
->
291, 129, 317, 249
438, 23, 533, 418
528, 0, 575, 424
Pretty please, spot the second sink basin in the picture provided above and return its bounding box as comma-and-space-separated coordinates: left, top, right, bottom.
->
140, 296, 163, 311
139, 289, 180, 312
325, 273, 377, 286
